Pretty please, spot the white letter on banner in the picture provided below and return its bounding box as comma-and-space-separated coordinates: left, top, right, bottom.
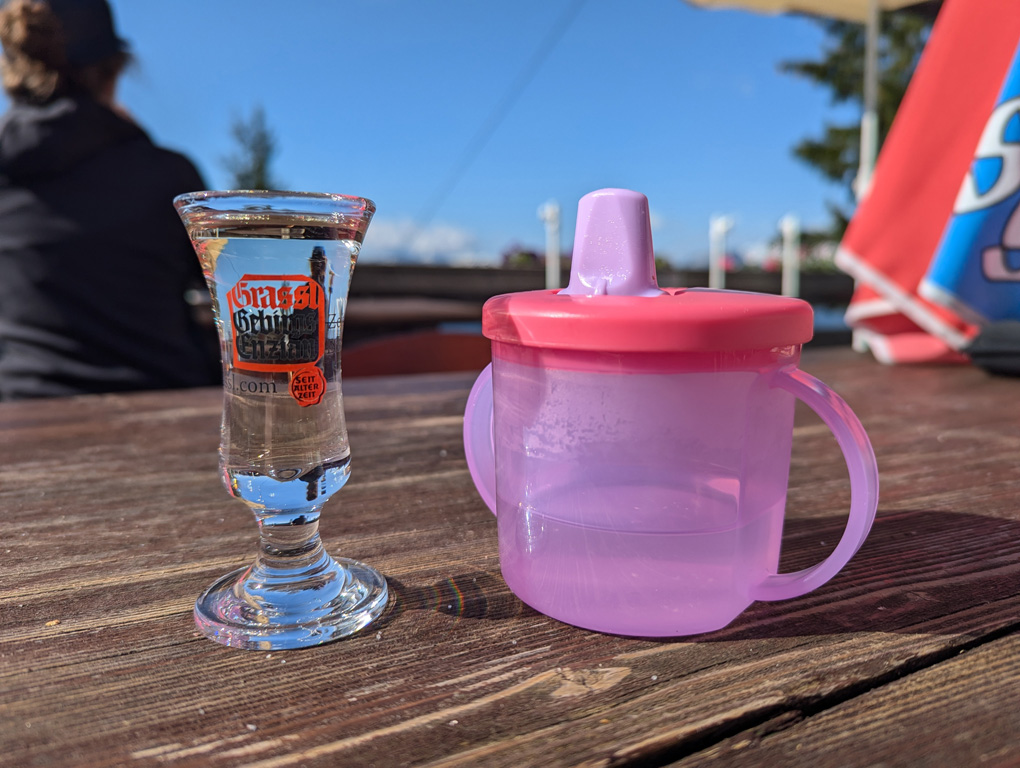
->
955, 97, 1020, 214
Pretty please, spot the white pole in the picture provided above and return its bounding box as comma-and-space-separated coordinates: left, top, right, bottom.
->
708, 215, 733, 290
779, 214, 801, 297
537, 200, 561, 290
857, 0, 880, 200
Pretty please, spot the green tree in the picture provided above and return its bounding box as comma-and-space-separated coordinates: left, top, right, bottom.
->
780, 12, 934, 237
223, 105, 282, 190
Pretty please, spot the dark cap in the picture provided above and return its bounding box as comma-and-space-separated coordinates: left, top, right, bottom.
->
46, 0, 128, 68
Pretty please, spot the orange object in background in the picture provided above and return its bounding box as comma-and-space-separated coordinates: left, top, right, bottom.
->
836, 0, 1020, 363
342, 331, 492, 378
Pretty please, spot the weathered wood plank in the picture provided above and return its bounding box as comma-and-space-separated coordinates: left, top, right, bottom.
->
1, 350, 1018, 767
669, 633, 1020, 767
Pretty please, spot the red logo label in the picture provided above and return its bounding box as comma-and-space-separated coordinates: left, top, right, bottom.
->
226, 274, 325, 372
289, 366, 327, 407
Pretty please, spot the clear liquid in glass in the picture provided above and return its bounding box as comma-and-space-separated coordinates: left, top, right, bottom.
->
176, 192, 388, 650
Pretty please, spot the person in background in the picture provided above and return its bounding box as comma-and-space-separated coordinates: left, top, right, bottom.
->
0, 0, 219, 400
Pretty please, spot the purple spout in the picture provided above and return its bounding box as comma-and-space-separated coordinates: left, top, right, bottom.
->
560, 188, 665, 297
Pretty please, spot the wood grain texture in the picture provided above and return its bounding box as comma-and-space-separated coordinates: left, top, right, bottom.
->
1, 349, 1019, 767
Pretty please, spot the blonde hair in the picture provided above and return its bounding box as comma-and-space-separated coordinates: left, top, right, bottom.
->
0, 0, 128, 104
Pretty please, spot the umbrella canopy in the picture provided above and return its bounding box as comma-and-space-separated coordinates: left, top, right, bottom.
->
685, 0, 927, 23
685, 0, 941, 197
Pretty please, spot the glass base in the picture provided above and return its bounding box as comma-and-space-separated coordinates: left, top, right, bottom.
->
194, 557, 389, 650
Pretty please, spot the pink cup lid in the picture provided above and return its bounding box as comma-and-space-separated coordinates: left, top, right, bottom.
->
482, 189, 814, 353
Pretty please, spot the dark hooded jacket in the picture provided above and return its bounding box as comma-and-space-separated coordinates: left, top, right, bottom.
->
0, 94, 219, 399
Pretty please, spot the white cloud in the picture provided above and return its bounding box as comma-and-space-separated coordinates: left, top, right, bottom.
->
361, 218, 497, 266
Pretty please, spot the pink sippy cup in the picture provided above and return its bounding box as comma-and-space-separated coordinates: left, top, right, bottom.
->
463, 188, 879, 637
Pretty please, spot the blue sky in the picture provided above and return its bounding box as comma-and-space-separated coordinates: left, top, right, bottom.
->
9, 1, 861, 265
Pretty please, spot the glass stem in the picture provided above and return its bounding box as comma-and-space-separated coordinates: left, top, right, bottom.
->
252, 509, 332, 578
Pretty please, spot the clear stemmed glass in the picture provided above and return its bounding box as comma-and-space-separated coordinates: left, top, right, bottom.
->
174, 191, 388, 650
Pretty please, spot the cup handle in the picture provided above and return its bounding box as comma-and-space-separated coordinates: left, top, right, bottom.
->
463, 364, 498, 515
750, 368, 879, 602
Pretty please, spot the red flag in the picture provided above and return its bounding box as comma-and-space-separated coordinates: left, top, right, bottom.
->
836, 0, 1020, 363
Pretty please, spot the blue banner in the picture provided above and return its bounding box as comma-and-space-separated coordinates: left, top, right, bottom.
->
921, 44, 1020, 324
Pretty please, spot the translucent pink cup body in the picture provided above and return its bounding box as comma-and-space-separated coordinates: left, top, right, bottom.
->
464, 343, 878, 637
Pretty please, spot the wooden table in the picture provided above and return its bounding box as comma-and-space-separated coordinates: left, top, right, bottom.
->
2, 347, 1019, 767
